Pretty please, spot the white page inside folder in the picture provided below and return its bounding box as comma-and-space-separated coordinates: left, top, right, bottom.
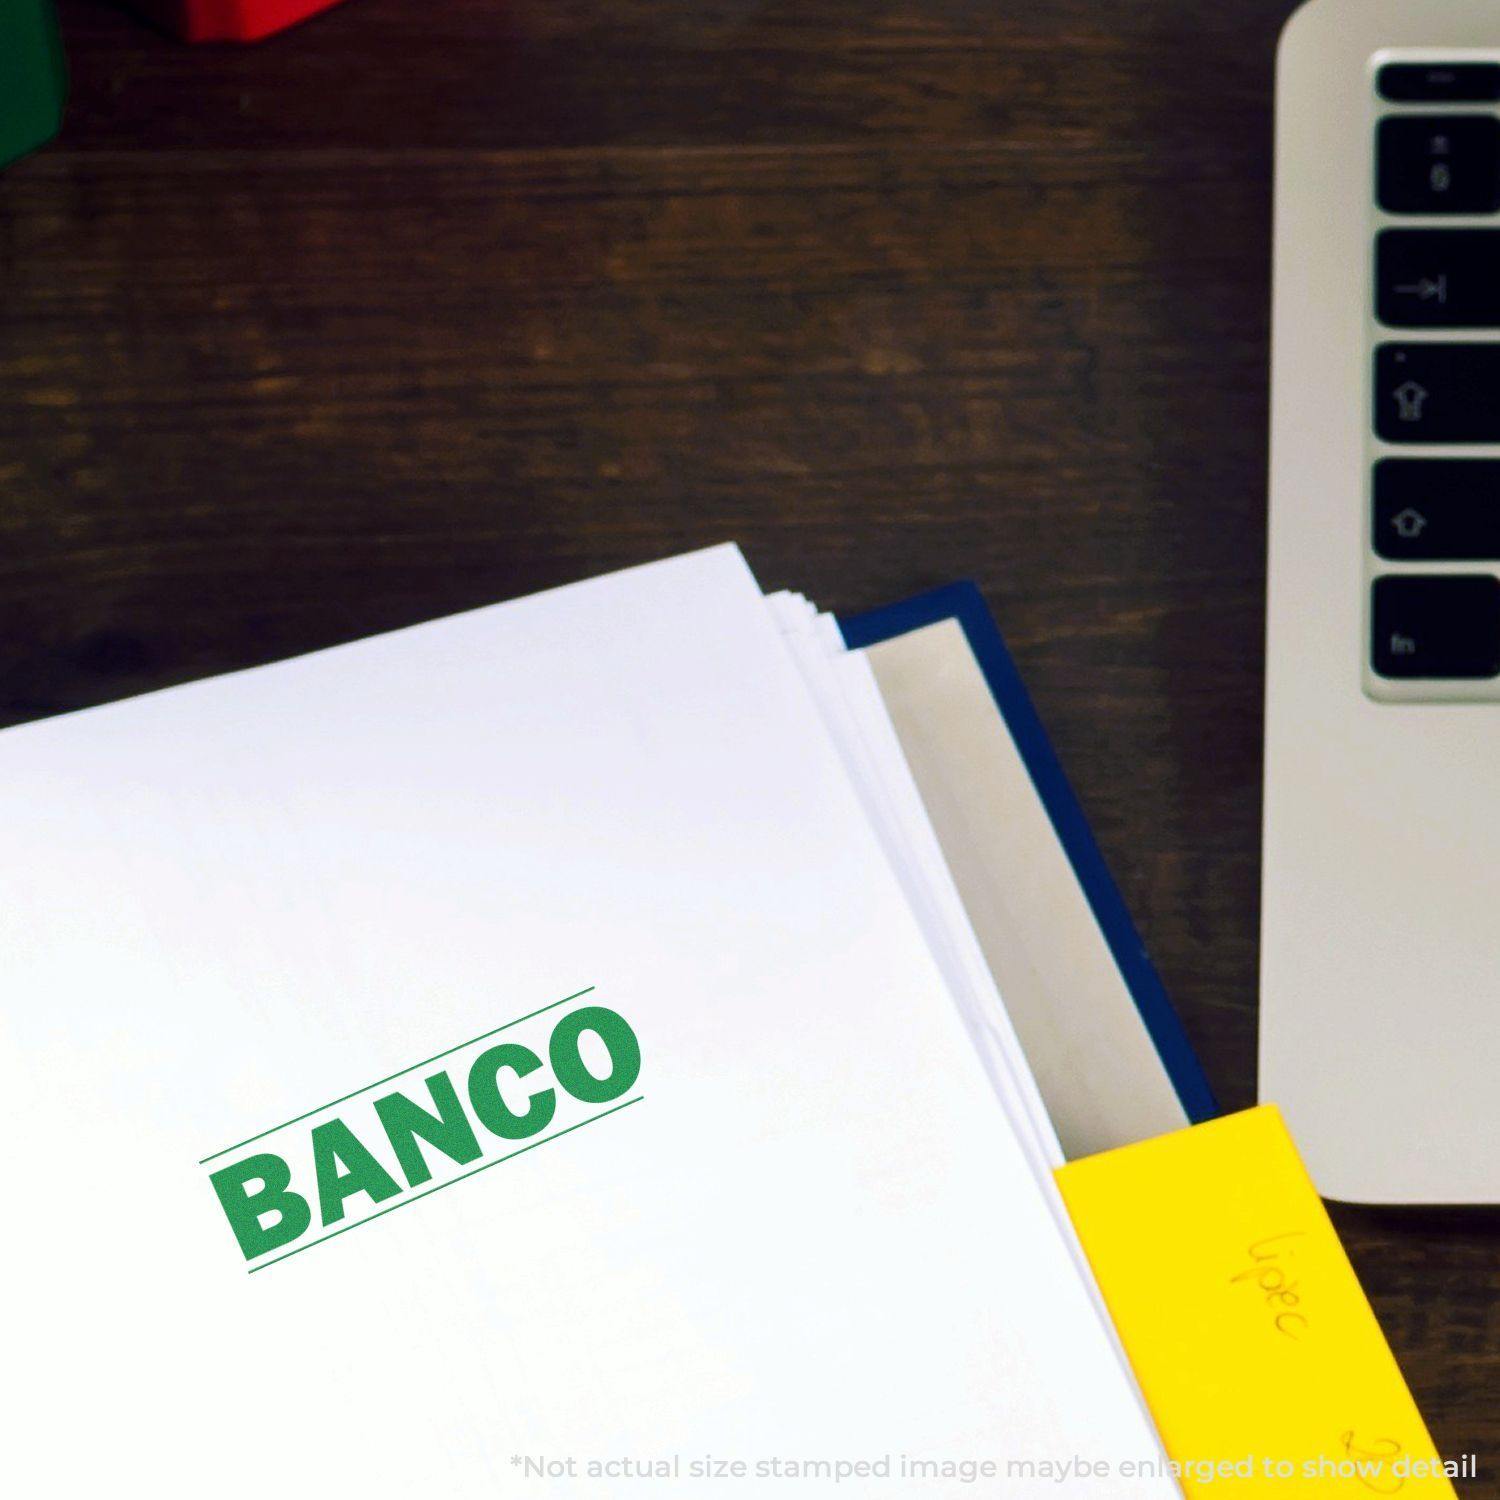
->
0, 545, 1180, 1499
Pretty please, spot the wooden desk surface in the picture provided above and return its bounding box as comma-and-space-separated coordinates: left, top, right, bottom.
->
3, 0, 1496, 1461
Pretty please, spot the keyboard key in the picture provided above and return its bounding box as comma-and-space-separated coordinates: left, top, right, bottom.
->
1377, 116, 1500, 213
1377, 230, 1500, 327
1375, 344, 1500, 442
1375, 461, 1500, 559
1372, 575, 1500, 679
1378, 63, 1500, 104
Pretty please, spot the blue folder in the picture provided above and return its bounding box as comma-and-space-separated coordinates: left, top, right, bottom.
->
840, 582, 1217, 1128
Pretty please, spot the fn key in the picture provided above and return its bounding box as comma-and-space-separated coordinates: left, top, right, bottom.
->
1373, 576, 1500, 679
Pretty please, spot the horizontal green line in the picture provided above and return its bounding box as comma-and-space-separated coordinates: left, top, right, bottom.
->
198, 986, 595, 1166
246, 1095, 643, 1274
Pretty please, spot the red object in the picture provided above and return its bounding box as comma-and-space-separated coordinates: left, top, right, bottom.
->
130, 0, 351, 42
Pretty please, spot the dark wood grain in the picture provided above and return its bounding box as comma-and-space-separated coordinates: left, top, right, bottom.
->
3, 0, 1496, 1467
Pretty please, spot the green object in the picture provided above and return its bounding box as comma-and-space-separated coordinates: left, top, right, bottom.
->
1, 0, 66, 169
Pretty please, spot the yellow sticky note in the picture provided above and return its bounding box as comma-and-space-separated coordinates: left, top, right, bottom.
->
1055, 1106, 1457, 1496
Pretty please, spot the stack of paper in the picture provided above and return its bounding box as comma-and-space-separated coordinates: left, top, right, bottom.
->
0, 546, 1181, 1498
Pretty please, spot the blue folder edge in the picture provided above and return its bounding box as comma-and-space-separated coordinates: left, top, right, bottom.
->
839, 582, 1219, 1125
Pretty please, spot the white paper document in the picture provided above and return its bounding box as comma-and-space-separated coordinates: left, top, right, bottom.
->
0, 546, 1177, 1498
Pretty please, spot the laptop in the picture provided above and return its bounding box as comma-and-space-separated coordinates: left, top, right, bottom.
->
1264, 0, 1500, 1203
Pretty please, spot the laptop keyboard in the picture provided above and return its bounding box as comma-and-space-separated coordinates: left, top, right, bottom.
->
1371, 63, 1500, 686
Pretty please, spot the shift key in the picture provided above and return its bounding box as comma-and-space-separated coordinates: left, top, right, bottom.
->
1376, 344, 1500, 442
